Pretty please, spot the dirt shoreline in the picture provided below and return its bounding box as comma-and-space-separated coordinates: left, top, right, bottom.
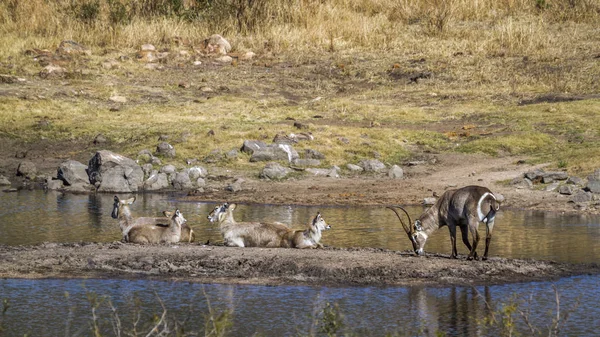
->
1, 242, 599, 287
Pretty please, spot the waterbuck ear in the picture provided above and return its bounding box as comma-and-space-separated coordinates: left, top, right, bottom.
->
114, 196, 119, 202
229, 203, 237, 211
415, 220, 423, 231
175, 209, 181, 217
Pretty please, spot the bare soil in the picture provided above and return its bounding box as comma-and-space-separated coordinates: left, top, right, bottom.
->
1, 242, 598, 287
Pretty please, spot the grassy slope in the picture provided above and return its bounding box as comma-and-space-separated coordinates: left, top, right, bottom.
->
0, 0, 599, 175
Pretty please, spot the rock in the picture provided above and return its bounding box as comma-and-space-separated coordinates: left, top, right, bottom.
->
304, 149, 325, 160
137, 150, 153, 163
57, 160, 90, 186
203, 34, 231, 55
109, 95, 127, 103
346, 163, 364, 172
202, 150, 224, 163
423, 197, 437, 206
250, 144, 299, 163
359, 159, 386, 172
141, 163, 153, 178
101, 59, 120, 70
196, 177, 206, 187
187, 166, 207, 180
544, 182, 560, 192
39, 64, 65, 78
306, 167, 340, 178
88, 150, 144, 193
511, 176, 533, 189
259, 162, 292, 180
17, 161, 37, 179
57, 40, 91, 56
151, 157, 162, 165
225, 149, 238, 159
494, 193, 505, 203
240, 51, 255, 60
273, 133, 297, 145
160, 164, 177, 175
241, 140, 268, 155
172, 172, 193, 190
525, 169, 568, 184
215, 55, 233, 63
226, 178, 244, 192
571, 190, 593, 203
567, 176, 585, 186
64, 182, 94, 193
156, 142, 176, 158
338, 137, 350, 144
46, 179, 64, 190
292, 159, 321, 167
141, 44, 156, 51
388, 165, 404, 179
93, 134, 107, 145
143, 172, 169, 191
0, 175, 11, 185
586, 169, 600, 193
559, 185, 574, 195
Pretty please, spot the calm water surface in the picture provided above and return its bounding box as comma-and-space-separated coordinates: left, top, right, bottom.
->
1, 190, 599, 336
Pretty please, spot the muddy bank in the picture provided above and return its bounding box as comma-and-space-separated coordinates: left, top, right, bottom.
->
1, 243, 598, 287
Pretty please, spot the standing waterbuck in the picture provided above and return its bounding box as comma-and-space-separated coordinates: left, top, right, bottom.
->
111, 196, 195, 242
388, 185, 500, 260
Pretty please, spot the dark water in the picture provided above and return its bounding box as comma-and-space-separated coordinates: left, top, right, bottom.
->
1, 190, 600, 263
1, 190, 600, 336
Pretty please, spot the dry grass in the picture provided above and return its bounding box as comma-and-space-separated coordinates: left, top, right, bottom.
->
1, 0, 599, 176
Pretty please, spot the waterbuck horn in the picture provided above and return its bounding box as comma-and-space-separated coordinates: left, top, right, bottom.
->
386, 206, 414, 236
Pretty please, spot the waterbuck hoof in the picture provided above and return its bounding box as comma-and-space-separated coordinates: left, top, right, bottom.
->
467, 256, 475, 261
450, 255, 458, 259
482, 256, 488, 261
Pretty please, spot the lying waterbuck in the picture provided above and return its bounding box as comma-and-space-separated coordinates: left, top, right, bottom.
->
127, 209, 187, 244
207, 203, 330, 248
111, 196, 195, 242
388, 185, 500, 260
280, 212, 331, 249
207, 203, 291, 247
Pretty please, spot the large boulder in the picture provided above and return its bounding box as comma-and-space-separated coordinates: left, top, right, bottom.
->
241, 140, 267, 155
88, 150, 144, 193
57, 160, 90, 186
156, 142, 176, 158
586, 169, 600, 193
17, 161, 37, 179
250, 144, 299, 163
0, 175, 10, 186
388, 165, 404, 179
259, 162, 292, 180
172, 172, 193, 190
187, 166, 207, 180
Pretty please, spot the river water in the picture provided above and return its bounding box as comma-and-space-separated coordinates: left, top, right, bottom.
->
0, 190, 599, 336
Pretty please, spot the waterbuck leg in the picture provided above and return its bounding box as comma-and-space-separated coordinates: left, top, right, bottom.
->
467, 219, 480, 261
448, 225, 458, 259
482, 218, 495, 261
459, 225, 473, 252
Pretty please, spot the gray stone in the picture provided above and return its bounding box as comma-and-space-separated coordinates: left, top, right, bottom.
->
88, 150, 144, 193
137, 149, 153, 163
143, 172, 169, 191
544, 182, 560, 192
241, 140, 267, 155
156, 142, 176, 158
64, 182, 95, 193
306, 167, 340, 178
571, 190, 593, 203
586, 169, 600, 193
511, 176, 533, 189
304, 149, 325, 160
346, 164, 364, 172
226, 178, 244, 192
292, 158, 321, 167
57, 160, 89, 186
172, 172, 193, 190
187, 166, 207, 180
0, 175, 11, 186
359, 159, 386, 172
160, 164, 177, 175
544, 171, 569, 181
250, 144, 299, 163
17, 161, 37, 179
423, 197, 437, 206
567, 176, 585, 186
151, 157, 162, 165
93, 134, 107, 145
388, 165, 404, 179
226, 149, 239, 159
558, 185, 574, 195
46, 179, 64, 190
524, 169, 544, 182
196, 177, 206, 187
259, 162, 292, 180
141, 163, 153, 178
202, 150, 224, 163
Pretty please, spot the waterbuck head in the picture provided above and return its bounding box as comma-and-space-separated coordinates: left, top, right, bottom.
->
111, 195, 136, 219
164, 209, 186, 227
310, 212, 331, 232
207, 202, 234, 223
387, 206, 427, 256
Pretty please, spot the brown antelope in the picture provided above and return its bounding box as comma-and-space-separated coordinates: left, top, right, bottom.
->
126, 209, 187, 244
281, 213, 331, 249
207, 203, 330, 248
111, 196, 195, 243
388, 185, 500, 260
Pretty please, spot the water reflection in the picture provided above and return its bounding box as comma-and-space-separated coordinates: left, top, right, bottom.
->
1, 190, 600, 263
0, 275, 597, 336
